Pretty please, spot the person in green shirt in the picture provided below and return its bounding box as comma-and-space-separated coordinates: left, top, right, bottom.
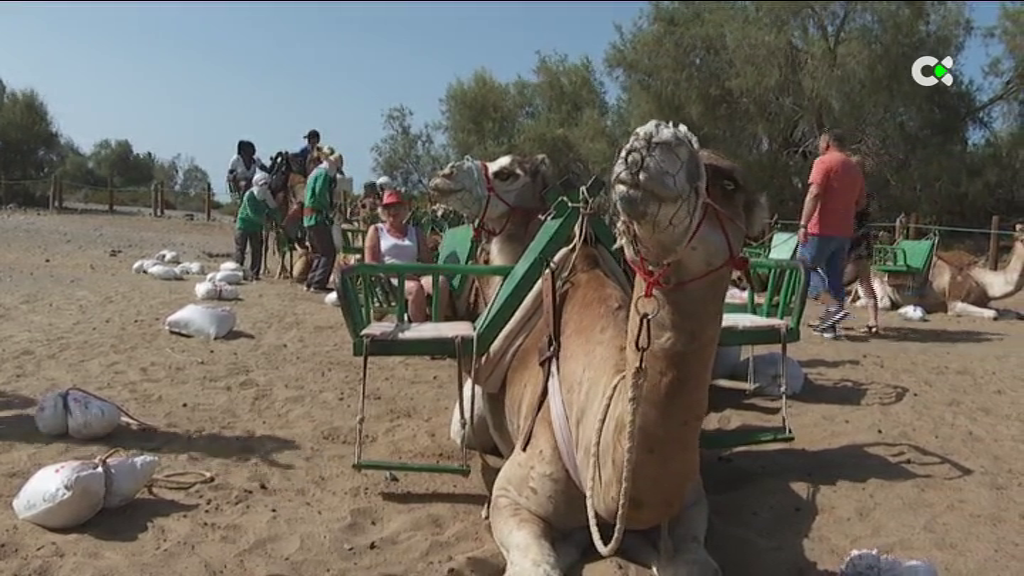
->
234, 171, 282, 281
302, 146, 343, 292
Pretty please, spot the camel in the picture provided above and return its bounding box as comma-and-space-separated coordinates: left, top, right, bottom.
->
428, 153, 553, 317
433, 121, 765, 575
853, 224, 1024, 319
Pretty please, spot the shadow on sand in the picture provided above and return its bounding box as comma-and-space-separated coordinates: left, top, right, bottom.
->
708, 375, 909, 411
705, 442, 972, 575
0, 412, 299, 469
845, 325, 1002, 344
0, 389, 35, 412
78, 496, 200, 542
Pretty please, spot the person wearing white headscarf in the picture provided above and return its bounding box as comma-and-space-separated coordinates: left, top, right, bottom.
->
234, 171, 281, 280
302, 146, 344, 292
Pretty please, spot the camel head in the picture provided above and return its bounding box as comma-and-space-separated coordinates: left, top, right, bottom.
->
611, 120, 767, 268
427, 154, 551, 226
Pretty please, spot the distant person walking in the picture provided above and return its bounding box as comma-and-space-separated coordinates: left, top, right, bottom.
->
302, 146, 344, 293
797, 130, 866, 338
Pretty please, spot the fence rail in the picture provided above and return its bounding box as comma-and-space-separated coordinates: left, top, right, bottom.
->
775, 212, 1018, 271
0, 175, 218, 221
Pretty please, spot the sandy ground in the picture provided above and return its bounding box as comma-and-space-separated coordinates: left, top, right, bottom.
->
1, 211, 1022, 576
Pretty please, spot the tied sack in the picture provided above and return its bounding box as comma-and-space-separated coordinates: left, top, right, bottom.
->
132, 259, 161, 274
206, 270, 244, 285
11, 452, 160, 530
154, 250, 181, 264
175, 262, 206, 276
194, 281, 239, 301
147, 264, 182, 281
324, 291, 340, 306
164, 304, 236, 340
35, 388, 126, 440
219, 261, 244, 273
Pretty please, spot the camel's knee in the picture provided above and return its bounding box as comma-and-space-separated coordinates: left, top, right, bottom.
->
652, 479, 720, 576
449, 380, 494, 452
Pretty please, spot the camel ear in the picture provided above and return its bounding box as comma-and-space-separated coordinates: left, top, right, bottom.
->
527, 154, 550, 179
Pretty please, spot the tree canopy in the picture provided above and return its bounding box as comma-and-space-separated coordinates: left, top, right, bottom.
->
371, 1, 1023, 227
0, 79, 212, 208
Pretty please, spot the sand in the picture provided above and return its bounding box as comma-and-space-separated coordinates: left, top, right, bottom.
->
1, 210, 1022, 576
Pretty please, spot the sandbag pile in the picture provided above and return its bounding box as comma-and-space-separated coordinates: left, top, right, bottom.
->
130, 251, 246, 339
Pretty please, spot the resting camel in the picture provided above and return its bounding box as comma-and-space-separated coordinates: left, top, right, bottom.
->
428, 153, 553, 319
852, 223, 1024, 319
433, 121, 766, 575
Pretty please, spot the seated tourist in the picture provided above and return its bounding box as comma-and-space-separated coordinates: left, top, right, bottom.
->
363, 190, 449, 322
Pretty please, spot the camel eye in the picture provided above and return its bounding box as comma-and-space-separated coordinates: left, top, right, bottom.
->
493, 168, 517, 182
722, 180, 736, 191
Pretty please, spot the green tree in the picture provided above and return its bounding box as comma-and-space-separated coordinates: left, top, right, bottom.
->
437, 52, 618, 181
0, 82, 61, 181
605, 2, 995, 220
370, 104, 450, 193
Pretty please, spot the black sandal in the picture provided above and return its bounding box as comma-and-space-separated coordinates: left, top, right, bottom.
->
860, 324, 880, 335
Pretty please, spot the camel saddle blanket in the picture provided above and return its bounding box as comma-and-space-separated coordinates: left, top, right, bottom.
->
470, 237, 630, 395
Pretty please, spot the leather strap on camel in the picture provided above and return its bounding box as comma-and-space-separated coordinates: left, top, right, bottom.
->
518, 270, 559, 452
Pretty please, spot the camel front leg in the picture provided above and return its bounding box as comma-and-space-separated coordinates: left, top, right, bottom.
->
489, 451, 588, 576
648, 479, 721, 576
489, 493, 563, 576
947, 300, 998, 320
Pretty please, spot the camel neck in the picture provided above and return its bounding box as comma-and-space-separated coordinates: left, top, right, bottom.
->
608, 264, 731, 526
976, 241, 1024, 300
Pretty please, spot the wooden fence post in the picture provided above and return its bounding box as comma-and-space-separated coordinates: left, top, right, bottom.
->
908, 213, 919, 239
49, 174, 57, 212
57, 174, 64, 210
151, 182, 159, 217
205, 182, 213, 222
987, 215, 1000, 270
158, 182, 166, 217
107, 176, 114, 213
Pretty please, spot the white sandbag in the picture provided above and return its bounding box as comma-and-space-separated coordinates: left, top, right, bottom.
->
34, 388, 122, 440
12, 453, 163, 530
324, 291, 340, 306
712, 346, 741, 379
194, 281, 240, 301
897, 305, 927, 321
100, 454, 160, 509
132, 259, 160, 274
840, 548, 938, 576
449, 379, 494, 453
219, 261, 244, 273
147, 264, 182, 281
175, 261, 206, 276
734, 352, 805, 397
154, 249, 180, 264
205, 270, 244, 285
164, 303, 236, 340
11, 460, 106, 530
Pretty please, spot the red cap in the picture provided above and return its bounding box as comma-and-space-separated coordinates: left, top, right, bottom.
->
381, 190, 404, 206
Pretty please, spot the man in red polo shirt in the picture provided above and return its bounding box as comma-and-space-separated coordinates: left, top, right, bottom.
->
797, 130, 866, 338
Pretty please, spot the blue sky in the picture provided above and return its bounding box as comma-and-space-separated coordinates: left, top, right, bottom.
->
0, 2, 1004, 199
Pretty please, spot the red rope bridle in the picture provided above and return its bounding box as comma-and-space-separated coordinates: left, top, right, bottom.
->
470, 161, 546, 242
626, 200, 749, 298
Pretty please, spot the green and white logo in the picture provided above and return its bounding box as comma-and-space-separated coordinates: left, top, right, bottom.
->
911, 56, 954, 87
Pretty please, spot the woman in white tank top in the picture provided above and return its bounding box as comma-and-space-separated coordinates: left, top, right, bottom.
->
363, 189, 449, 322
